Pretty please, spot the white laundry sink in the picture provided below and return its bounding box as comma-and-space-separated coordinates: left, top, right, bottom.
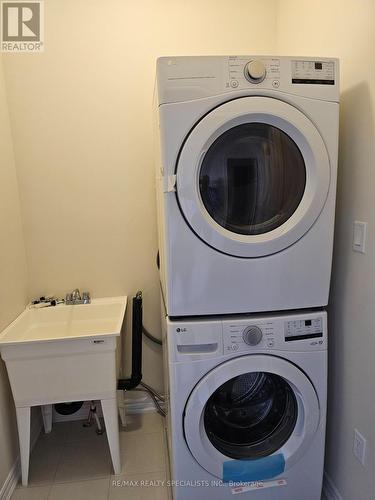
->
0, 296, 127, 486
0, 296, 127, 345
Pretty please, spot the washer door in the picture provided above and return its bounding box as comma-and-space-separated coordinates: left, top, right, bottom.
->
184, 355, 320, 482
177, 97, 330, 257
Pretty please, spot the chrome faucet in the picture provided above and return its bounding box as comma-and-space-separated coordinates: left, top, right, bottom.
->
65, 289, 91, 305
71, 289, 81, 301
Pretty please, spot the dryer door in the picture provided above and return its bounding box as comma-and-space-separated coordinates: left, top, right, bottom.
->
176, 96, 330, 257
184, 355, 320, 482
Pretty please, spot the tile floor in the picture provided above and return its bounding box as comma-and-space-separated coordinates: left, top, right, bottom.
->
12, 412, 327, 500
12, 412, 169, 500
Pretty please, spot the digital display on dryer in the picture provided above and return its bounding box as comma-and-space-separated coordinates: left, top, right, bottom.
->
291, 60, 335, 85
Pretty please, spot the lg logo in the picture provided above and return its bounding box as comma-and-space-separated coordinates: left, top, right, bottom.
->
1, 1, 44, 52
176, 327, 187, 333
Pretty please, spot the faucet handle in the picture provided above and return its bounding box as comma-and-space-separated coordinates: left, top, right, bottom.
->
82, 291, 91, 304
71, 288, 81, 300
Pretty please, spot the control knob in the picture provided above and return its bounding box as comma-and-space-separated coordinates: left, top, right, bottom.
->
245, 60, 266, 84
242, 326, 263, 346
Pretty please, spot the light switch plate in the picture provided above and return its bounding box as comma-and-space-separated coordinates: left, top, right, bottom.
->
353, 221, 367, 253
353, 428, 366, 465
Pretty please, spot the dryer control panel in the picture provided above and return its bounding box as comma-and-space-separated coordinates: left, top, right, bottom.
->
291, 60, 335, 85
156, 56, 339, 106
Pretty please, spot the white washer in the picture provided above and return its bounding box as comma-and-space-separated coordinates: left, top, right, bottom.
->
163, 310, 327, 500
155, 56, 339, 316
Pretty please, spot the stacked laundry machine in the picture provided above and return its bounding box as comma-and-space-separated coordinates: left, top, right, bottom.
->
154, 56, 339, 500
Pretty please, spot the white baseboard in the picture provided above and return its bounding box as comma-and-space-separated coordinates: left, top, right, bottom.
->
323, 472, 343, 500
0, 461, 18, 500
0, 415, 43, 500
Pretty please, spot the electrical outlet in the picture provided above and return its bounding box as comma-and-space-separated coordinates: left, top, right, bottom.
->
353, 428, 366, 465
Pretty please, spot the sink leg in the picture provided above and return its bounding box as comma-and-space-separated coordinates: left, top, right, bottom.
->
41, 404, 53, 434
101, 398, 121, 474
15, 406, 30, 486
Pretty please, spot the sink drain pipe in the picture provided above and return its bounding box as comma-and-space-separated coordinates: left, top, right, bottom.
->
117, 291, 165, 416
117, 291, 143, 391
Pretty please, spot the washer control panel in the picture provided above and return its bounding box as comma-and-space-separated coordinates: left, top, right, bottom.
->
284, 317, 323, 343
223, 321, 276, 353
222, 312, 326, 353
242, 325, 263, 345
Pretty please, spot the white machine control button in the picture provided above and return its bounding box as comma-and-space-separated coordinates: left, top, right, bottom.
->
245, 60, 266, 83
242, 326, 263, 346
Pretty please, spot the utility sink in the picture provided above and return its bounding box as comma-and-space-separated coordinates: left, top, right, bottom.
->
0, 296, 127, 345
0, 296, 127, 486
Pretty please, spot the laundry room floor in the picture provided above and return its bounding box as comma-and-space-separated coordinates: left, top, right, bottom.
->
11, 412, 169, 500
11, 411, 328, 500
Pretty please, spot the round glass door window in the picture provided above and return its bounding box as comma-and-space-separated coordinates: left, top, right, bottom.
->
199, 123, 306, 235
204, 372, 298, 460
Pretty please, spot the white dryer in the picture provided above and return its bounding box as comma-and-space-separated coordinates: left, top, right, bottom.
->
163, 310, 327, 500
155, 56, 339, 317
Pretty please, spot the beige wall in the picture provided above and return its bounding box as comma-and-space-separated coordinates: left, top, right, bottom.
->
2, 0, 277, 391
277, 2, 375, 498
0, 56, 28, 486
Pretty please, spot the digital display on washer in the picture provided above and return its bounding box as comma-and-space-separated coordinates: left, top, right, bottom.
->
284, 317, 323, 342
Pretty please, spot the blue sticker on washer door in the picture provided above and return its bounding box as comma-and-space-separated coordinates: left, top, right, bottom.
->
223, 454, 285, 483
